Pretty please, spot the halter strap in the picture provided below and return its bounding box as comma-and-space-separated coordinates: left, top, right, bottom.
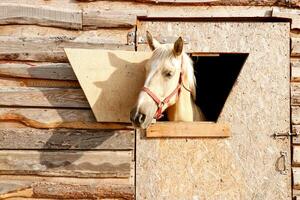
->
142, 72, 183, 119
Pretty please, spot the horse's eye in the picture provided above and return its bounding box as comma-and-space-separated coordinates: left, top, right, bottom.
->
165, 71, 174, 78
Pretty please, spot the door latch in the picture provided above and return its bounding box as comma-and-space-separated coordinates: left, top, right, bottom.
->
276, 151, 288, 175
273, 131, 299, 139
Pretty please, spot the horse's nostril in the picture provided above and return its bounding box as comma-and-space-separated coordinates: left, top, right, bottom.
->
138, 113, 146, 124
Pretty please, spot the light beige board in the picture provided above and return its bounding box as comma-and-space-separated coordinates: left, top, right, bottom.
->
65, 48, 151, 122
146, 122, 230, 138
137, 22, 290, 200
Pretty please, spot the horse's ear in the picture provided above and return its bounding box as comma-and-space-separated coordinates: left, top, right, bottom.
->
146, 31, 160, 51
173, 37, 183, 57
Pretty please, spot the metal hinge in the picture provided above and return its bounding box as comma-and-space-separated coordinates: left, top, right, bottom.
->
272, 131, 299, 139
127, 31, 135, 46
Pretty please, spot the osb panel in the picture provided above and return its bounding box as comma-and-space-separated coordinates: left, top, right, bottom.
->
136, 22, 290, 200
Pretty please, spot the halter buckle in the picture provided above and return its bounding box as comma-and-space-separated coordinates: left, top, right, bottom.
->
158, 101, 165, 108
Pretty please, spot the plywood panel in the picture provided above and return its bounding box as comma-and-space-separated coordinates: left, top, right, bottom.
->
65, 48, 152, 122
136, 22, 290, 199
0, 128, 134, 150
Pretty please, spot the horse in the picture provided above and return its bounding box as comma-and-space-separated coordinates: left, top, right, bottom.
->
130, 31, 205, 129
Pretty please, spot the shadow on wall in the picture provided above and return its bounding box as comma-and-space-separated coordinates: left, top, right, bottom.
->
37, 52, 142, 171
92, 52, 147, 122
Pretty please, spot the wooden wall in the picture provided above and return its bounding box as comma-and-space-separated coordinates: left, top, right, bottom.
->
0, 1, 136, 199
291, 17, 300, 200
0, 0, 299, 199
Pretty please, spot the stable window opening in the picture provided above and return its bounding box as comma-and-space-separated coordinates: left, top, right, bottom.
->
158, 53, 248, 122
192, 53, 248, 121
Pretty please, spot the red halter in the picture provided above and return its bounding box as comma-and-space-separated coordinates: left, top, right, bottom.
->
142, 72, 183, 119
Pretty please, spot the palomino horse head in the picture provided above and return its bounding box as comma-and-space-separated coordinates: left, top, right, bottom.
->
130, 31, 197, 129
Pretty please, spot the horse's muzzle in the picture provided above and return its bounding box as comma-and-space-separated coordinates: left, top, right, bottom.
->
130, 107, 152, 129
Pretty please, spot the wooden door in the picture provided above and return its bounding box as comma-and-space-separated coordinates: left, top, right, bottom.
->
136, 22, 290, 199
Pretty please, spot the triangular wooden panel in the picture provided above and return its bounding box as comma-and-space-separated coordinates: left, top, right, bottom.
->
65, 48, 152, 122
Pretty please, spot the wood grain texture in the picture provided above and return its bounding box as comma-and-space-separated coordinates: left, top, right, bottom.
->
293, 125, 300, 144
0, 87, 89, 108
292, 58, 300, 82
0, 62, 76, 80
83, 9, 146, 29
146, 122, 230, 138
76, 0, 300, 8
0, 128, 134, 150
294, 167, 300, 189
0, 3, 82, 30
0, 108, 133, 129
292, 106, 300, 125
0, 36, 134, 62
294, 146, 300, 166
0, 175, 133, 199
292, 37, 300, 57
33, 182, 134, 200
0, 150, 132, 178
0, 77, 80, 88
272, 8, 300, 30
292, 83, 300, 105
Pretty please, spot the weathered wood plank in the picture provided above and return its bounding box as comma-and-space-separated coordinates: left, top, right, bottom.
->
0, 87, 89, 108
0, 175, 133, 199
292, 83, 300, 105
146, 122, 230, 138
0, 77, 80, 88
0, 150, 132, 178
83, 9, 146, 29
294, 146, 300, 166
77, 0, 300, 8
0, 128, 134, 150
0, 108, 133, 129
292, 37, 300, 57
292, 125, 300, 144
33, 182, 134, 200
291, 106, 300, 125
294, 167, 300, 189
272, 8, 300, 30
292, 58, 300, 82
0, 62, 76, 80
0, 3, 82, 30
0, 36, 134, 62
